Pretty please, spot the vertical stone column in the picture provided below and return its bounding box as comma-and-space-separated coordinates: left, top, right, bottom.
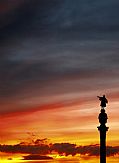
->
97, 109, 109, 163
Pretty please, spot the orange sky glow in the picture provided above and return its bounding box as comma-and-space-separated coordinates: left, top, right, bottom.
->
1, 91, 119, 162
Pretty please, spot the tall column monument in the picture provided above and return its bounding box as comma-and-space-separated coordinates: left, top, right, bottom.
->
97, 95, 109, 163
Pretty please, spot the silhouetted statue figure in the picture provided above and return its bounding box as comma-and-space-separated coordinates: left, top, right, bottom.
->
97, 95, 108, 109
98, 109, 108, 125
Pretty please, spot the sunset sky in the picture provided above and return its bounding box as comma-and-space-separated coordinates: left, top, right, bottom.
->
1, 0, 119, 162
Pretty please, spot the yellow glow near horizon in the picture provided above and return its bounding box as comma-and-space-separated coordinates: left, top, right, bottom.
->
1, 160, 25, 163
1, 95, 119, 163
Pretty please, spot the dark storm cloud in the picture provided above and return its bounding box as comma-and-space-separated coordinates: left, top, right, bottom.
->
0, 0, 61, 38
1, 0, 119, 112
23, 154, 53, 160
0, 39, 119, 99
0, 140, 119, 157
42, 0, 119, 31
1, 0, 119, 34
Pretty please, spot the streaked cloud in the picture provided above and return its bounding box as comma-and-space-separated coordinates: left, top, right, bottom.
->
0, 140, 119, 157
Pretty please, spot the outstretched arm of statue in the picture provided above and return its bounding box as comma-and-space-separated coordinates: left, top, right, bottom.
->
97, 96, 101, 100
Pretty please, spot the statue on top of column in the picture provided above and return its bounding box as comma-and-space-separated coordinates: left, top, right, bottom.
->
97, 95, 108, 110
